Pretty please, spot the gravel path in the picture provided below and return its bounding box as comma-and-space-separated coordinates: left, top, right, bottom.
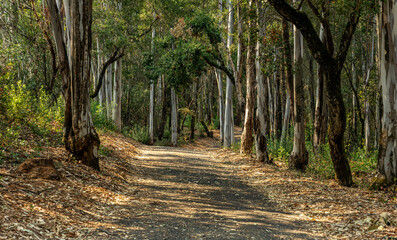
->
112, 145, 321, 240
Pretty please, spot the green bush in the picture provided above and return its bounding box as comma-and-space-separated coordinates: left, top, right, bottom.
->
306, 143, 335, 179
0, 81, 64, 161
91, 101, 115, 131
123, 125, 149, 144
349, 148, 377, 173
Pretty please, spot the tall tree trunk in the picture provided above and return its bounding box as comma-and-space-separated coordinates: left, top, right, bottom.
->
171, 87, 178, 147
217, 0, 225, 143
235, 2, 245, 126
255, 0, 271, 163
378, 0, 397, 184
352, 42, 358, 140
190, 81, 198, 140
158, 77, 167, 140
99, 56, 106, 108
47, 0, 100, 170
267, 76, 274, 136
309, 57, 316, 125
240, 0, 256, 155
113, 59, 122, 132
313, 25, 328, 149
289, 3, 308, 170
224, 0, 234, 148
280, 94, 291, 145
148, 23, 156, 145
106, 62, 113, 120
282, 19, 294, 122
363, 19, 375, 152
273, 56, 282, 139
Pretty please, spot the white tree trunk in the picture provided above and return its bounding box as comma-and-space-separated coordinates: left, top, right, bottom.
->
224, 0, 234, 148
255, 0, 270, 162
378, 1, 397, 183
364, 20, 375, 152
289, 0, 308, 170
171, 87, 178, 147
217, 0, 224, 143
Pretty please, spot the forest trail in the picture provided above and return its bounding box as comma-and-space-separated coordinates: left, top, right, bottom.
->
128, 144, 318, 239
1, 133, 396, 239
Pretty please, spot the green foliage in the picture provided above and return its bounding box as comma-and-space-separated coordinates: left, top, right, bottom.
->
268, 127, 294, 162
91, 101, 116, 131
0, 81, 64, 161
349, 148, 377, 173
123, 125, 149, 144
306, 144, 335, 180
231, 141, 241, 153
188, 12, 222, 45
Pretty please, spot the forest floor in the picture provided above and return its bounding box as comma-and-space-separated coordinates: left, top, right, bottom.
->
0, 128, 396, 239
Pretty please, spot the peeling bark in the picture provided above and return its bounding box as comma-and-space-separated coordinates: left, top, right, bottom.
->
47, 0, 100, 170
378, 0, 397, 184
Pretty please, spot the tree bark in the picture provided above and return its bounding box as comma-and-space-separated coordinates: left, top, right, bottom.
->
190, 81, 198, 140
282, 19, 294, 120
106, 63, 113, 120
255, 0, 271, 163
235, 2, 245, 126
158, 77, 167, 140
363, 19, 375, 152
113, 59, 122, 132
171, 87, 178, 147
148, 24, 156, 145
378, 0, 397, 184
273, 54, 282, 139
224, 0, 234, 148
47, 0, 100, 170
240, 0, 256, 155
289, 1, 308, 170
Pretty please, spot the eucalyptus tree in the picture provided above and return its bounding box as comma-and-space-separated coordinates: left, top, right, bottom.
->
240, 0, 256, 154
223, 0, 234, 148
378, 0, 397, 184
255, 0, 271, 163
46, 0, 100, 169
289, 0, 308, 170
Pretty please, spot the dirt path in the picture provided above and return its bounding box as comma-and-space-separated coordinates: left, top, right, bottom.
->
122, 144, 320, 239
2, 132, 395, 239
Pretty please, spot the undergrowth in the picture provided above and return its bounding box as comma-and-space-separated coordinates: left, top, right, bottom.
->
0, 81, 117, 164
0, 82, 64, 163
267, 129, 378, 186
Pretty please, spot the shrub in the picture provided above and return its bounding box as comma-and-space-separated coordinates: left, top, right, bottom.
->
123, 125, 149, 144
91, 101, 115, 131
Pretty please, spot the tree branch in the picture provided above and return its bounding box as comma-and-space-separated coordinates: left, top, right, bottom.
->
90, 49, 124, 98
203, 55, 235, 86
336, 3, 361, 70
267, 0, 333, 66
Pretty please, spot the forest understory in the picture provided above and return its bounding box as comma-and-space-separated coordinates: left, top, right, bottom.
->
0, 128, 396, 239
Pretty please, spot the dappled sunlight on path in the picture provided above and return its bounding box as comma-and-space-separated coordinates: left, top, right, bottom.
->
119, 145, 322, 239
